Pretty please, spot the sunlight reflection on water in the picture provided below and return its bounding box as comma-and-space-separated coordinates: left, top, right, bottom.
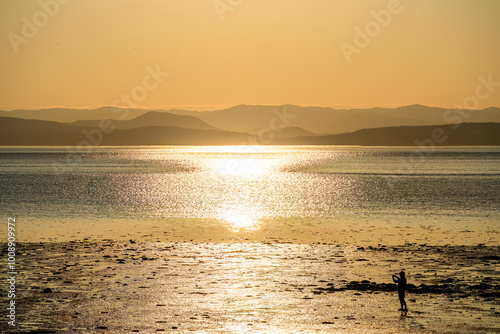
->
218, 209, 263, 231
1, 146, 499, 232
211, 158, 276, 177
209, 156, 279, 230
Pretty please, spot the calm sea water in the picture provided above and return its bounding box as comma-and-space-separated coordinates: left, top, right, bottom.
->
1, 146, 499, 229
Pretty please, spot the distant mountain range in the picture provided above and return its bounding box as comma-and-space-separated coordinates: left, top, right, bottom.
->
1, 105, 500, 146
0, 116, 246, 146
0, 106, 148, 123
274, 123, 500, 146
1, 110, 499, 146
70, 111, 216, 131
182, 104, 500, 134
2, 104, 500, 135
247, 126, 316, 138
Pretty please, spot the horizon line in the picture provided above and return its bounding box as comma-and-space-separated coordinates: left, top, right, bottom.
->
1, 103, 499, 112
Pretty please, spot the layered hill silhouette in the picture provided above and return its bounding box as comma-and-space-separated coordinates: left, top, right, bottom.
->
0, 117, 246, 146
247, 126, 317, 138
275, 123, 500, 146
70, 111, 216, 130
0, 106, 151, 122
167, 104, 500, 134
1, 115, 499, 146
2, 104, 500, 134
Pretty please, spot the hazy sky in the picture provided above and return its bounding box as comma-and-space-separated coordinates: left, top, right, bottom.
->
1, 0, 499, 110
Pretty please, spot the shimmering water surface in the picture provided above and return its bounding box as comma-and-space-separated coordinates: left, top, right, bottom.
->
1, 146, 500, 333
1, 146, 499, 231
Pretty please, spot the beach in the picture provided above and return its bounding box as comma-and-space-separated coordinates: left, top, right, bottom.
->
1, 219, 499, 333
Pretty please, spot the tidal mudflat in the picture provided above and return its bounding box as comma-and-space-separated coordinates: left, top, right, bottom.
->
1, 239, 499, 333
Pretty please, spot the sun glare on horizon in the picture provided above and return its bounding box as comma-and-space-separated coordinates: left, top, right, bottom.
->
211, 158, 276, 177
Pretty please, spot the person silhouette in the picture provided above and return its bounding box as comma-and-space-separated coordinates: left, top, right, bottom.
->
392, 271, 408, 312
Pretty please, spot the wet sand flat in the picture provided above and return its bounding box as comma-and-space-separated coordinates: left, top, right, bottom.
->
1, 240, 499, 333
13, 216, 500, 246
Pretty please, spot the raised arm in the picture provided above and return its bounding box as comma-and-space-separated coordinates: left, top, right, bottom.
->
392, 274, 399, 283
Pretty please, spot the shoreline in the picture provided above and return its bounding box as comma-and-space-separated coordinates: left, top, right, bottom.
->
10, 216, 500, 246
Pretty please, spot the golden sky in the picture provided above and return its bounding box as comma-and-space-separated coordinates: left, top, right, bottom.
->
1, 0, 499, 110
